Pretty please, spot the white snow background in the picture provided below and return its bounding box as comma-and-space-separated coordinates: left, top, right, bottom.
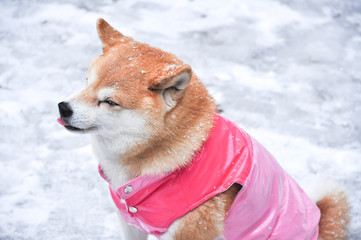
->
0, 0, 360, 239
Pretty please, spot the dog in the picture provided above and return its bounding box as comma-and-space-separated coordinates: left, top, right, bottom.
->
58, 18, 350, 240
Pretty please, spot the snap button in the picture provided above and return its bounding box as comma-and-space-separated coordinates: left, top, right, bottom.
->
124, 185, 133, 194
129, 207, 138, 213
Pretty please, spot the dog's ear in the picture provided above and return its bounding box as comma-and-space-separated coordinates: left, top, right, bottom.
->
150, 65, 192, 111
96, 18, 124, 52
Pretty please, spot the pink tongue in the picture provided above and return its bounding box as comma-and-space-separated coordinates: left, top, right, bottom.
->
57, 118, 69, 126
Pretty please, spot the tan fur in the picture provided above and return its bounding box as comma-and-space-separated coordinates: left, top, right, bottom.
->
173, 184, 242, 240
67, 19, 351, 239
123, 74, 216, 177
317, 192, 350, 240
89, 19, 217, 178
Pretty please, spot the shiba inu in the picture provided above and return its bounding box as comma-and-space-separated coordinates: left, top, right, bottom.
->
58, 19, 349, 240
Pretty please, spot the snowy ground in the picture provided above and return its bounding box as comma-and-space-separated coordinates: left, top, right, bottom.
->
0, 0, 360, 239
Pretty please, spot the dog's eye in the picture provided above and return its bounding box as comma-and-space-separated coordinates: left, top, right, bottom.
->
105, 100, 119, 106
100, 99, 119, 106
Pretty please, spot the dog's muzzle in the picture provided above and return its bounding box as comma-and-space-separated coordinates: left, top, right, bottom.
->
58, 102, 73, 118
57, 101, 72, 127
57, 101, 96, 133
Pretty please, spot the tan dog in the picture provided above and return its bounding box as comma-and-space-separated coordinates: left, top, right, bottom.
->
58, 19, 349, 240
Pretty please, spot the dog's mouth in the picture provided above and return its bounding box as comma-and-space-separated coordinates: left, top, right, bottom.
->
57, 118, 97, 133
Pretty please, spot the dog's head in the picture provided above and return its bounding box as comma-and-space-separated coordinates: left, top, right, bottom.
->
57, 19, 192, 140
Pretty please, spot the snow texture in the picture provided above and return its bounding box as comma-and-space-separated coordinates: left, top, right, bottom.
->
0, 0, 360, 239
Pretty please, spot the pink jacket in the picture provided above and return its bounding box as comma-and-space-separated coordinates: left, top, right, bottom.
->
99, 115, 320, 239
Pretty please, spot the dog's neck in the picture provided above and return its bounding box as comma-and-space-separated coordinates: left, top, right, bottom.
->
92, 76, 216, 188
92, 131, 142, 188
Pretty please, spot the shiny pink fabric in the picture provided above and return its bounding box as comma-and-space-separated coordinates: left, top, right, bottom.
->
99, 115, 320, 239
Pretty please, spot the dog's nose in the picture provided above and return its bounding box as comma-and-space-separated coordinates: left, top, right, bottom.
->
58, 101, 73, 118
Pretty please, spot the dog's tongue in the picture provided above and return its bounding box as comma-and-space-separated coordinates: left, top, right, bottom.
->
57, 118, 69, 126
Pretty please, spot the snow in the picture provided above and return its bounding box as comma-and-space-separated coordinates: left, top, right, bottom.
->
1, 0, 360, 239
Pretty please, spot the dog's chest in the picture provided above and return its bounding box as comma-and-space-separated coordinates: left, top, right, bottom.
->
100, 159, 129, 188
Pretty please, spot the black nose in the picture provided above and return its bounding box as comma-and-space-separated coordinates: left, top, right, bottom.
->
58, 102, 73, 118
